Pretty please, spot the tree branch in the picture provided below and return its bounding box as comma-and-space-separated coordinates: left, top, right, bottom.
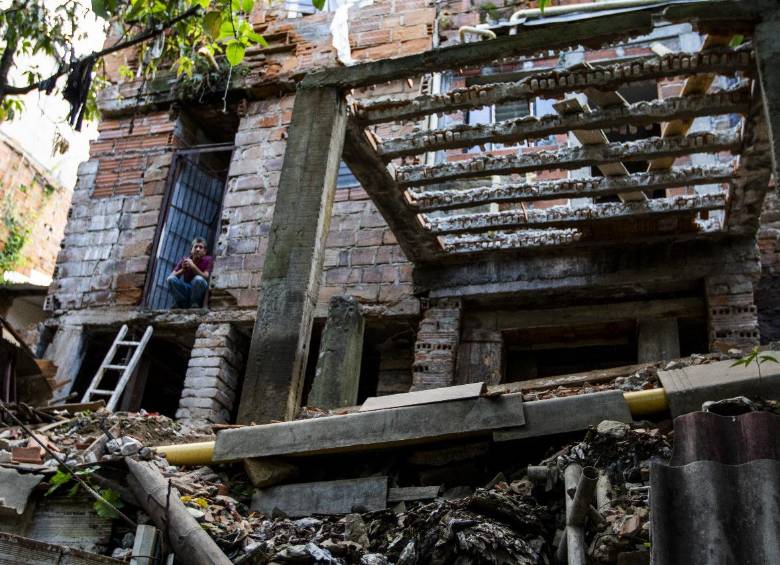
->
0, 4, 201, 98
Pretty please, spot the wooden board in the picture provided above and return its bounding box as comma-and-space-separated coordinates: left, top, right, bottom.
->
359, 382, 486, 412
251, 477, 388, 516
387, 486, 442, 502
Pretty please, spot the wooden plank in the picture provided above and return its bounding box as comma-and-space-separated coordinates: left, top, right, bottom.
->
387, 485, 442, 502
341, 119, 442, 263
424, 193, 725, 234
493, 390, 632, 442
648, 34, 733, 171
213, 394, 526, 462
354, 48, 754, 124
754, 11, 780, 185
250, 477, 388, 517
396, 131, 741, 186
359, 382, 486, 412
238, 87, 347, 424
407, 166, 734, 212
379, 89, 750, 160
555, 96, 643, 202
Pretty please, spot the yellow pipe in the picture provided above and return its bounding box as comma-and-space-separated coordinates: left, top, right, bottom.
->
154, 441, 214, 466
153, 388, 671, 465
623, 387, 669, 417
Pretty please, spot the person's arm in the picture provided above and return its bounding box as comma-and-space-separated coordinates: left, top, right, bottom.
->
171, 259, 185, 277
183, 258, 210, 279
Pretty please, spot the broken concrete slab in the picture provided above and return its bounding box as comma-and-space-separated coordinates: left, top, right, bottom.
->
0, 467, 43, 515
658, 352, 780, 417
251, 476, 388, 517
359, 382, 486, 412
387, 486, 442, 502
493, 390, 632, 442
0, 531, 123, 564
214, 393, 525, 461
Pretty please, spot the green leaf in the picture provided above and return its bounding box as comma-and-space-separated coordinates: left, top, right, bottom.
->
241, 0, 254, 13
729, 34, 744, 48
192, 0, 210, 8
94, 488, 124, 519
46, 469, 72, 496
759, 354, 779, 365
204, 11, 222, 39
312, 0, 326, 9
247, 30, 268, 47
92, 0, 109, 18
538, 0, 548, 15
225, 41, 245, 66
67, 482, 80, 497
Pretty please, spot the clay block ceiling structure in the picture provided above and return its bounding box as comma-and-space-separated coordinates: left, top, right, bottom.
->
333, 1, 769, 262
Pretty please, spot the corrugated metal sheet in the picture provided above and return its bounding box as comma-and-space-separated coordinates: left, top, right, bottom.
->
670, 411, 780, 465
0, 532, 122, 565
651, 411, 780, 565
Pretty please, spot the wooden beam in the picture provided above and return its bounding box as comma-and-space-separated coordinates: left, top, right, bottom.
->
396, 131, 741, 186
237, 88, 347, 424
378, 88, 750, 159
648, 34, 734, 171
354, 48, 754, 124
341, 118, 442, 263
424, 193, 724, 234
754, 9, 780, 182
407, 166, 734, 212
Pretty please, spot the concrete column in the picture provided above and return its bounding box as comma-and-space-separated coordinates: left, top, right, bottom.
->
637, 318, 680, 363
411, 299, 462, 391
238, 87, 347, 424
177, 323, 243, 425
307, 295, 365, 409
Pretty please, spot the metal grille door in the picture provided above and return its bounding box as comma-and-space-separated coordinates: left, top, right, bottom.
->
146, 149, 229, 309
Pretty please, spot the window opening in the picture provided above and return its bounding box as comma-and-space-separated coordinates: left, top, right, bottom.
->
144, 144, 232, 310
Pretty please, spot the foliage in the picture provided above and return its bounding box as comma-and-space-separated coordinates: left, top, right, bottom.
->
45, 465, 125, 519
732, 346, 779, 378
0, 201, 31, 275
0, 0, 305, 127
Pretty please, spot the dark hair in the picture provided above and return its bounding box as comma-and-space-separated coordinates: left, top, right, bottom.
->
192, 237, 207, 249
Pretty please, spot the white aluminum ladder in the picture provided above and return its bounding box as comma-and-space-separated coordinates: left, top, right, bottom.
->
81, 325, 154, 411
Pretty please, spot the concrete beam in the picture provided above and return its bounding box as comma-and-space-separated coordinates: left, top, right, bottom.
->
308, 295, 365, 410
250, 477, 388, 517
493, 390, 632, 442
238, 87, 347, 424
213, 393, 525, 462
755, 10, 780, 181
396, 131, 741, 187
658, 353, 780, 417
359, 382, 485, 412
341, 119, 442, 263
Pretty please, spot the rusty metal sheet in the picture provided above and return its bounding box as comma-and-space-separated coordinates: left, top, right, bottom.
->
651, 459, 780, 565
0, 532, 122, 565
670, 411, 780, 465
651, 411, 780, 565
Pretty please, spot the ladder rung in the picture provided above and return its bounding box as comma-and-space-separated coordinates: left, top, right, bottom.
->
104, 364, 128, 370
90, 389, 114, 395
116, 340, 141, 346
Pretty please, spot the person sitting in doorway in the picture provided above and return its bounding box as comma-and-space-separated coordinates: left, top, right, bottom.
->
167, 237, 214, 309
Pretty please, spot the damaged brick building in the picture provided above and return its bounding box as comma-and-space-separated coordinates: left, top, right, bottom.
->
38, 0, 780, 429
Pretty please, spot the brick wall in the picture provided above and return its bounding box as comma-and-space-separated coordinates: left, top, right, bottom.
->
0, 135, 70, 280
